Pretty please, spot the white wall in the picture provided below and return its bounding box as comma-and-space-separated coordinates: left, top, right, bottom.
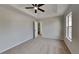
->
0, 5, 35, 53
40, 16, 64, 39
64, 5, 79, 54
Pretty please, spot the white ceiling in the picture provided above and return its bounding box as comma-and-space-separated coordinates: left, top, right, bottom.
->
10, 4, 69, 19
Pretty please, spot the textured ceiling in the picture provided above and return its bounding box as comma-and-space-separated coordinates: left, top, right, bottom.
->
10, 4, 69, 19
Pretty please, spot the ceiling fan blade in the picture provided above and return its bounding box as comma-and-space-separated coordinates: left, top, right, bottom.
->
38, 4, 44, 7
38, 8, 45, 12
35, 10, 37, 13
25, 7, 34, 9
32, 4, 35, 6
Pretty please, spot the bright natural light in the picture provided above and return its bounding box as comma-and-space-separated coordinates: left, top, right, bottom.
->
66, 12, 72, 42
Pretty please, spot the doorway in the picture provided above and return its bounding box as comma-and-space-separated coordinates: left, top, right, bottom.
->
33, 21, 38, 38
38, 22, 42, 36
33, 21, 42, 38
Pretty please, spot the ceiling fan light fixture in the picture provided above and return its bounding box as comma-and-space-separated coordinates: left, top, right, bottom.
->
34, 7, 38, 10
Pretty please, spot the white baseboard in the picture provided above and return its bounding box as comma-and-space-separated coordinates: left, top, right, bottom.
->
42, 36, 63, 40
0, 37, 33, 53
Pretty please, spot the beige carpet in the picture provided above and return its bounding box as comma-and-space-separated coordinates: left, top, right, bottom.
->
2, 37, 70, 54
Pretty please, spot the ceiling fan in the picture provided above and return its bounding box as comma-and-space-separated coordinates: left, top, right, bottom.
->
25, 4, 45, 13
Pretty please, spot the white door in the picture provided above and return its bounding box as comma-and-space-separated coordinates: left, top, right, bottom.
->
33, 21, 38, 38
